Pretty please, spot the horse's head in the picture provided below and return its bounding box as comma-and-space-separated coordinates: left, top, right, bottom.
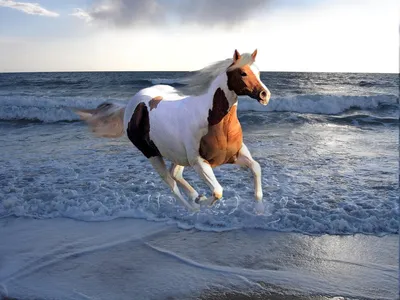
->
226, 49, 271, 105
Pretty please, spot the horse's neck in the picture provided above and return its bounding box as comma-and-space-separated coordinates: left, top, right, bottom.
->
207, 73, 237, 108
185, 73, 238, 129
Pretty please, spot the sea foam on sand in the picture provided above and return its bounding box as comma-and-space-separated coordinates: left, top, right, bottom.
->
0, 217, 398, 300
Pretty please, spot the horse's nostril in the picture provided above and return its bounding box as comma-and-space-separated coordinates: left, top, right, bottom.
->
260, 91, 267, 99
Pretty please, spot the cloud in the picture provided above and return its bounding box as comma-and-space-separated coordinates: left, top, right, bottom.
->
72, 0, 271, 27
173, 0, 271, 26
0, 0, 59, 17
70, 8, 93, 23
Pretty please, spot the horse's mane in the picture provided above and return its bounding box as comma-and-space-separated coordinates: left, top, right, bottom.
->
175, 53, 254, 96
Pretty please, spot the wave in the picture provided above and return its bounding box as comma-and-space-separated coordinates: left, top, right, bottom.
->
325, 114, 399, 126
356, 80, 397, 88
115, 79, 184, 87
0, 96, 108, 123
238, 94, 398, 114
119, 79, 154, 86
358, 80, 375, 87
0, 78, 92, 88
149, 78, 186, 87
239, 112, 399, 128
116, 78, 185, 87
0, 94, 397, 123
0, 77, 186, 89
1, 189, 398, 236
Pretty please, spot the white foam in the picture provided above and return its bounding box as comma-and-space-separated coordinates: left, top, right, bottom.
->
0, 150, 397, 235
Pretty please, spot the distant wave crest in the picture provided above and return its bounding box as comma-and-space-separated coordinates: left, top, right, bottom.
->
0, 77, 186, 89
0, 78, 92, 88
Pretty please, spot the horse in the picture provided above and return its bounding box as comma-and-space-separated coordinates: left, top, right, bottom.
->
75, 49, 271, 214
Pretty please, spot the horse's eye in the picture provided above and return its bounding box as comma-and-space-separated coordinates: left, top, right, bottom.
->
240, 71, 247, 77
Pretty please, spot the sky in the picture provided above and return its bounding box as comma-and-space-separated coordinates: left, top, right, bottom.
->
0, 0, 398, 73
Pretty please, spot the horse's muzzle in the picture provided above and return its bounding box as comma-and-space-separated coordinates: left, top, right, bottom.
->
258, 89, 271, 105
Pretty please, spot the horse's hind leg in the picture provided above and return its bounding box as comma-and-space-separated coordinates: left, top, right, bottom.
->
170, 164, 206, 203
150, 157, 195, 210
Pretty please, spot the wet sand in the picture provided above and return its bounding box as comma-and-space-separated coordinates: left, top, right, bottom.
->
0, 217, 398, 300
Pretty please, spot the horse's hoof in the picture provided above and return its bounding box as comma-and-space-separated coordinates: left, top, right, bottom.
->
194, 194, 207, 204
209, 197, 219, 206
255, 201, 265, 215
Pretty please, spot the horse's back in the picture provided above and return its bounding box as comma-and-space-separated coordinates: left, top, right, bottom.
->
124, 85, 202, 165
124, 85, 184, 127
138, 84, 185, 102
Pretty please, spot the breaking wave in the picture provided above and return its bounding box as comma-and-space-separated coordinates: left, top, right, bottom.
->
0, 94, 397, 123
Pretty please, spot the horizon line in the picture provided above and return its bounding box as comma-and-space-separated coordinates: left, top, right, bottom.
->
0, 70, 398, 75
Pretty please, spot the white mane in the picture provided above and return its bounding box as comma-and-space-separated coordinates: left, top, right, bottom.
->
176, 53, 254, 96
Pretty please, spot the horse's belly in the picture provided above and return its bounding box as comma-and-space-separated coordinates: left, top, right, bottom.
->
156, 141, 189, 165
149, 117, 190, 166
199, 126, 243, 167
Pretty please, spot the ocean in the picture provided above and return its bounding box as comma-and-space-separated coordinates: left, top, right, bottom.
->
0, 71, 398, 299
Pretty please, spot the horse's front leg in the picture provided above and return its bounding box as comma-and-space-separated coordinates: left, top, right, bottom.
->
191, 158, 223, 206
234, 144, 264, 214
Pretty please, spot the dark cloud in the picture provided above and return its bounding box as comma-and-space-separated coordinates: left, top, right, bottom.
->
173, 0, 270, 26
90, 0, 164, 27
73, 0, 271, 27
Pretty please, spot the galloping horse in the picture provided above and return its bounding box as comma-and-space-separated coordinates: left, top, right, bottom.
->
75, 49, 271, 213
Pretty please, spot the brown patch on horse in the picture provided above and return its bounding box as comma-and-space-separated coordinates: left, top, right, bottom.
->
199, 88, 243, 167
149, 96, 163, 111
226, 64, 261, 99
127, 102, 161, 158
207, 88, 229, 125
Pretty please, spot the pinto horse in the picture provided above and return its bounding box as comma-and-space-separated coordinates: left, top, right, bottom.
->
75, 49, 271, 213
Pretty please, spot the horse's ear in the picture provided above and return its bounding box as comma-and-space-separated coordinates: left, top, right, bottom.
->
233, 49, 241, 63
251, 49, 258, 61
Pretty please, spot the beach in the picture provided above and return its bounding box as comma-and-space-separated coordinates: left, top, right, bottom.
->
0, 217, 398, 300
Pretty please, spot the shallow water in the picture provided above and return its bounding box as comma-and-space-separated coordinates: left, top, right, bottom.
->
0, 71, 398, 235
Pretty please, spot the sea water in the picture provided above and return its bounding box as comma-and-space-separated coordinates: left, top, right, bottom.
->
0, 71, 398, 235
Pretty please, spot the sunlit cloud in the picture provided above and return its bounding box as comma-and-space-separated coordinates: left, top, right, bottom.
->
0, 0, 59, 17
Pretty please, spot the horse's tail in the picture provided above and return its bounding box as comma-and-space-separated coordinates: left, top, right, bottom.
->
73, 102, 125, 138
